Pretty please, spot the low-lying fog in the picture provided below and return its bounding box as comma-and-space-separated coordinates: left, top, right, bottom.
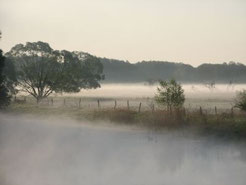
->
1, 114, 246, 185
74, 83, 246, 99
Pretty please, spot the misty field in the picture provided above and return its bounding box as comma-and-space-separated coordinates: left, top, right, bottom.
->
16, 83, 246, 109
5, 83, 246, 138
1, 83, 246, 185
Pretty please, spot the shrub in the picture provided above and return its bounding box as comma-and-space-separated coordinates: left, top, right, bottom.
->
235, 90, 246, 111
155, 79, 185, 110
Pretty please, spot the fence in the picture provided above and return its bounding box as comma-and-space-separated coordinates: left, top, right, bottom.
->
13, 96, 239, 115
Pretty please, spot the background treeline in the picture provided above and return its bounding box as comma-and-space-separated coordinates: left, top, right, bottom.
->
100, 58, 246, 83
4, 41, 246, 84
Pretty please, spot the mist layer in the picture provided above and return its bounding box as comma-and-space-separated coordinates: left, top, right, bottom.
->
0, 114, 246, 185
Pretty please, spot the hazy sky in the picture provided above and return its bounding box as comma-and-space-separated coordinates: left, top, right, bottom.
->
0, 0, 245, 66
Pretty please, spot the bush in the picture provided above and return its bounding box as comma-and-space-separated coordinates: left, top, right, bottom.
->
235, 90, 246, 111
155, 79, 185, 110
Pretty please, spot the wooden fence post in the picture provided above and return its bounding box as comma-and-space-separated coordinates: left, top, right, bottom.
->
183, 107, 186, 117
97, 99, 100, 109
127, 100, 129, 110
114, 100, 117, 110
199, 106, 203, 115
138, 102, 142, 113
231, 107, 234, 118
79, 98, 81, 108
152, 104, 155, 113
215, 106, 217, 115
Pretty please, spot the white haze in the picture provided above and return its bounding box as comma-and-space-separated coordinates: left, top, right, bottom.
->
67, 83, 246, 99
1, 114, 246, 185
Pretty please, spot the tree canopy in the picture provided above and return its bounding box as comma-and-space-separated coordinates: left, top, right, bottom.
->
5, 41, 104, 102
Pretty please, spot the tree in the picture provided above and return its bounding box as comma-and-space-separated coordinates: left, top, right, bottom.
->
235, 90, 246, 111
6, 42, 104, 103
204, 81, 216, 91
0, 32, 11, 108
155, 79, 185, 110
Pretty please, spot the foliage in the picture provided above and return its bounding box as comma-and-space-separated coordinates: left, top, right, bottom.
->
155, 79, 185, 110
2, 57, 18, 95
5, 42, 104, 102
235, 90, 246, 111
0, 31, 12, 108
100, 58, 246, 83
0, 50, 11, 108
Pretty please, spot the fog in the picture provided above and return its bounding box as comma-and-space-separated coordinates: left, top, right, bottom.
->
71, 83, 246, 99
1, 114, 246, 185
59, 83, 246, 110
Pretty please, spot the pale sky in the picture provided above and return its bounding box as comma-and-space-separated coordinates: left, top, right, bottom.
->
0, 0, 246, 66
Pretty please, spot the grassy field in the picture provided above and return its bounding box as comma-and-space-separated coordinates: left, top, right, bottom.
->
15, 83, 245, 111
4, 96, 246, 139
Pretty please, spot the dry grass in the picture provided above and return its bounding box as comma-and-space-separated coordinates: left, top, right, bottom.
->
3, 100, 246, 138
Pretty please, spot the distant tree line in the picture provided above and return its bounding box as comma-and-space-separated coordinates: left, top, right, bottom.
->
2, 40, 246, 105
4, 41, 246, 86
100, 58, 246, 83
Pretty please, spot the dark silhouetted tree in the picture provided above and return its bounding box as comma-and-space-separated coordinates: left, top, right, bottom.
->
0, 32, 11, 108
6, 42, 104, 103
